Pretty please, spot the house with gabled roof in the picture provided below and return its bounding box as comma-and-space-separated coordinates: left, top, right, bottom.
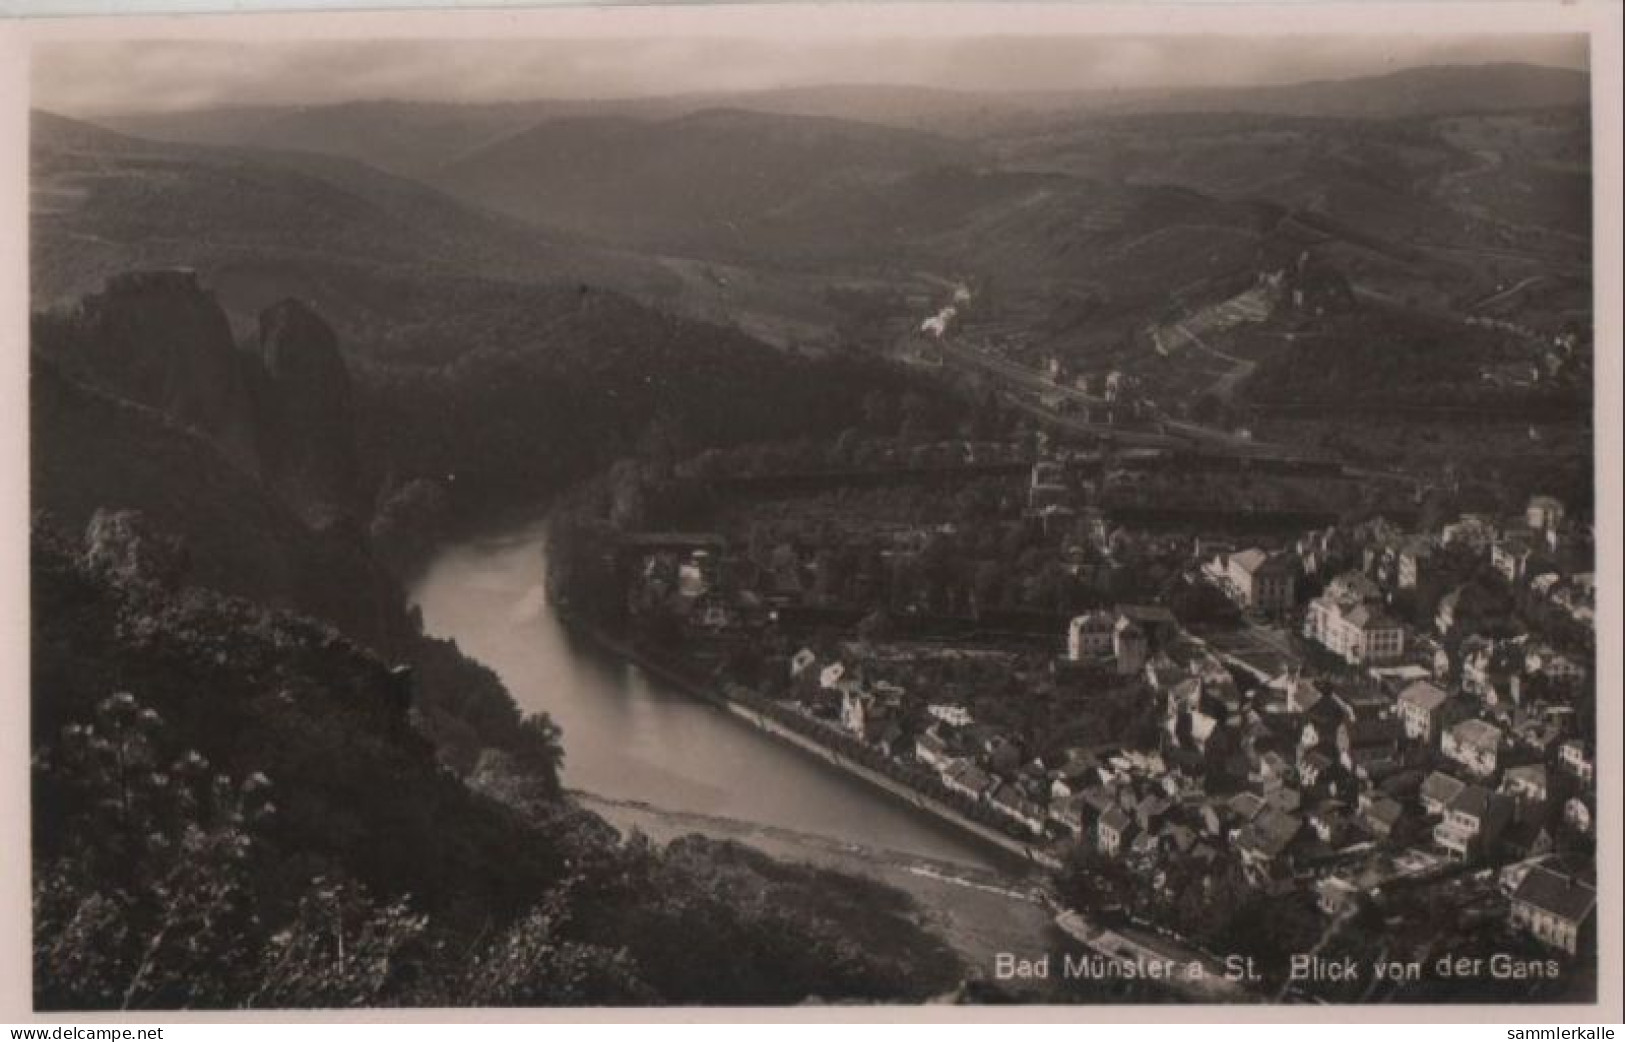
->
989, 784, 1047, 836
1068, 610, 1117, 661
1420, 771, 1467, 817
1097, 806, 1135, 857
1510, 867, 1596, 955
1225, 548, 1297, 614
1433, 784, 1511, 861
1396, 680, 1458, 744
1235, 809, 1303, 890
1049, 792, 1089, 836
1338, 717, 1403, 776
941, 760, 993, 801
1305, 571, 1406, 664
1358, 792, 1407, 841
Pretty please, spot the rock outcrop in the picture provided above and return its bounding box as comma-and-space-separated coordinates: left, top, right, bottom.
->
82, 508, 190, 591
46, 269, 263, 473
256, 298, 362, 524
36, 272, 366, 524
31, 273, 407, 654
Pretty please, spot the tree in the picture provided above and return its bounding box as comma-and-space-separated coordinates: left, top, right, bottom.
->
35, 693, 277, 1010
459, 903, 649, 1005
857, 609, 896, 643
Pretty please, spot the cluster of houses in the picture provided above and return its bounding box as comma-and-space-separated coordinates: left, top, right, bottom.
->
770, 492, 1597, 962
625, 479, 1596, 967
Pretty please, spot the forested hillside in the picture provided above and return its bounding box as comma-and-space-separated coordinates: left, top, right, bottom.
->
31, 521, 961, 1008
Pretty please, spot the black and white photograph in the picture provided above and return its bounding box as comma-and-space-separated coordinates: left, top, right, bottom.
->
5, 0, 1620, 1019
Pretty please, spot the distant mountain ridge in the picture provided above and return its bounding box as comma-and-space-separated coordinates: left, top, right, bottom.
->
92, 61, 1588, 169
58, 62, 1586, 270
426, 106, 976, 252
1099, 61, 1589, 120
29, 109, 674, 310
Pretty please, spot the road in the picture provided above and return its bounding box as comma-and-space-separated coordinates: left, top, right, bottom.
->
1172, 320, 1259, 402
1470, 274, 1551, 312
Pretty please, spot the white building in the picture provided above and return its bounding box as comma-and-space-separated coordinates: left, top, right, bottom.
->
1526, 495, 1565, 533
1068, 611, 1116, 661
1225, 549, 1296, 614
1304, 572, 1406, 665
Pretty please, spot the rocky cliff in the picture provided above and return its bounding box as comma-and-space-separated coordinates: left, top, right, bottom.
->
36, 271, 366, 519
31, 272, 404, 653
256, 297, 363, 523
43, 269, 263, 473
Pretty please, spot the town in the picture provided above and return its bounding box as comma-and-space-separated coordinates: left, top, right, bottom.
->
23, 21, 1609, 1017
550, 410, 1597, 1001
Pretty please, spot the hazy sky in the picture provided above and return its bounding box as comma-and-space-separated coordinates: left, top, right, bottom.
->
33, 32, 1588, 116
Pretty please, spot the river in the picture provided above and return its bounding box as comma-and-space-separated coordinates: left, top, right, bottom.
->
408, 518, 1005, 872
408, 519, 1080, 986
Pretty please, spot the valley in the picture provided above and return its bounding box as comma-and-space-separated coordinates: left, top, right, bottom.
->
25, 51, 1599, 1010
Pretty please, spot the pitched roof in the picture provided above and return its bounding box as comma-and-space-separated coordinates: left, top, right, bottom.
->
945, 761, 991, 792
1100, 806, 1132, 832
1290, 679, 1326, 713
1513, 867, 1597, 924
1343, 718, 1401, 747
1230, 548, 1268, 573
1421, 771, 1468, 806
1449, 718, 1504, 750
1071, 610, 1116, 632
1327, 571, 1381, 602
1116, 604, 1177, 626
1503, 764, 1548, 790
1227, 791, 1266, 820
1344, 604, 1400, 630
1136, 793, 1172, 818
1447, 784, 1502, 819
1399, 680, 1452, 713
1082, 786, 1117, 814
1266, 787, 1302, 814
1237, 809, 1302, 858
991, 785, 1037, 814
1363, 795, 1404, 828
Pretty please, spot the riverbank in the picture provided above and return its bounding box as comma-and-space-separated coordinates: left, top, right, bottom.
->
572, 790, 1069, 991
568, 620, 1065, 872
566, 619, 1260, 1004
413, 521, 1239, 1003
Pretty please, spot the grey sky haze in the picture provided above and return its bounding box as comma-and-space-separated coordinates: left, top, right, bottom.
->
33, 32, 1588, 117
